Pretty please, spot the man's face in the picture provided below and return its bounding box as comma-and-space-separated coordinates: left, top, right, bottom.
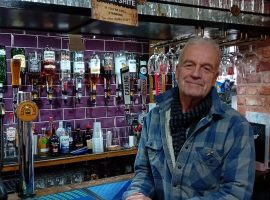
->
175, 43, 219, 100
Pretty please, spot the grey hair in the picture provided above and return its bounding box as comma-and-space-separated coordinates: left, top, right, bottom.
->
179, 37, 221, 69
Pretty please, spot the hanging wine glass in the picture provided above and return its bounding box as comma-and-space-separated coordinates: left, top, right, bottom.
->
232, 46, 245, 79
156, 52, 169, 75
147, 48, 158, 76
244, 45, 259, 75
166, 47, 178, 87
220, 48, 234, 77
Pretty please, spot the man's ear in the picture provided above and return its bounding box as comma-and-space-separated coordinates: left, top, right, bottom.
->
175, 64, 179, 80
212, 71, 219, 86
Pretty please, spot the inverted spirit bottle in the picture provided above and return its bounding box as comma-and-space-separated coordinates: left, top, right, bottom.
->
102, 52, 113, 105
72, 51, 85, 103
28, 51, 41, 102
89, 53, 100, 104
42, 46, 56, 104
60, 50, 71, 104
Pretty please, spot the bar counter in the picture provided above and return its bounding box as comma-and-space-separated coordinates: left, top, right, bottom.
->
8, 173, 134, 200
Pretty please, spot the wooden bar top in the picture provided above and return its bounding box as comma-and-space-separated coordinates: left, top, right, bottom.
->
8, 173, 134, 200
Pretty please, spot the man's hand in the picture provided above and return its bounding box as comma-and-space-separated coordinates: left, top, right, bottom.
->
126, 192, 152, 200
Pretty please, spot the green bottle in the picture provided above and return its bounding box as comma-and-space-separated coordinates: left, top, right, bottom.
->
11, 48, 26, 73
0, 45, 7, 87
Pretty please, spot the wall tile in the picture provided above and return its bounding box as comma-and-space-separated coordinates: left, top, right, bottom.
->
105, 41, 124, 52
86, 107, 107, 118
74, 118, 95, 130
40, 109, 63, 121
124, 42, 142, 53
0, 34, 11, 46
38, 36, 61, 49
64, 108, 86, 120
85, 39, 105, 51
13, 34, 37, 48
142, 43, 149, 54
97, 117, 115, 128
107, 106, 124, 117
115, 116, 128, 127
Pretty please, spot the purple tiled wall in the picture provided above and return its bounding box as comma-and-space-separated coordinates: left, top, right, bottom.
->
0, 30, 149, 146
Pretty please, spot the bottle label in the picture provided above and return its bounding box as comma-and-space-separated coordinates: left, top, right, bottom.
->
128, 59, 137, 73
0, 49, 6, 56
44, 50, 56, 69
6, 127, 16, 141
74, 62, 85, 74
90, 59, 100, 74
13, 54, 26, 70
60, 60, 71, 71
40, 148, 49, 153
115, 55, 126, 84
60, 135, 70, 153
87, 139, 92, 150
51, 142, 59, 153
29, 57, 41, 73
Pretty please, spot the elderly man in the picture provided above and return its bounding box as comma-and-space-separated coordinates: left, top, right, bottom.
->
123, 37, 255, 200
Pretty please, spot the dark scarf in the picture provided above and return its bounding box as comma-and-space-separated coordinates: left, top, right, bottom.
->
169, 89, 212, 159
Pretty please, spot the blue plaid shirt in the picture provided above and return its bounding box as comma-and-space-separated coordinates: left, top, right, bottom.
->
123, 87, 255, 200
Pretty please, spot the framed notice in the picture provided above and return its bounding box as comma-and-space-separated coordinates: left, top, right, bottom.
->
92, 0, 138, 26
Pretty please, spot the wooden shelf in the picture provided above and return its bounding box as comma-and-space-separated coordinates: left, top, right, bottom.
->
2, 148, 137, 172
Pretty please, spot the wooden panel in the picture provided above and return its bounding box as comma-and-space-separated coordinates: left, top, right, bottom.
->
2, 149, 137, 172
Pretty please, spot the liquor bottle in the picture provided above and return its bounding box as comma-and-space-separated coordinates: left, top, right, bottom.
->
66, 122, 73, 152
84, 124, 93, 153
89, 53, 100, 104
102, 52, 113, 105
60, 50, 71, 104
38, 127, 49, 157
49, 124, 60, 157
46, 117, 54, 138
72, 51, 85, 103
42, 46, 56, 104
28, 51, 41, 102
73, 125, 84, 150
10, 58, 21, 105
0, 45, 7, 100
4, 113, 17, 159
57, 121, 69, 154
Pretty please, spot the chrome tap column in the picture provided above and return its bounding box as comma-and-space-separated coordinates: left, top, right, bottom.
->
16, 92, 38, 198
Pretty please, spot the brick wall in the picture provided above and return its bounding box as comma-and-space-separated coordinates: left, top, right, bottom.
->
0, 30, 149, 145
237, 39, 270, 115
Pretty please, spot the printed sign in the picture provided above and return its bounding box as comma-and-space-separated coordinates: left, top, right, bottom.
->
92, 0, 138, 26
16, 100, 39, 122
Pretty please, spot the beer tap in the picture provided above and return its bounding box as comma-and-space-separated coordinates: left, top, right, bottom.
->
126, 53, 138, 104
114, 51, 126, 107
60, 50, 71, 104
89, 53, 101, 105
120, 66, 131, 123
28, 51, 41, 102
101, 52, 114, 105
42, 46, 56, 104
72, 51, 85, 103
138, 54, 148, 125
